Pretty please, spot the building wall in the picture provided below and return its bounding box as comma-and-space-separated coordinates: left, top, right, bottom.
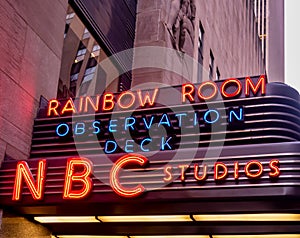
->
266, 0, 284, 82
68, 0, 138, 92
58, 6, 124, 98
284, 0, 300, 90
0, 0, 67, 162
0, 0, 67, 235
197, 0, 264, 80
132, 0, 264, 87
0, 0, 67, 236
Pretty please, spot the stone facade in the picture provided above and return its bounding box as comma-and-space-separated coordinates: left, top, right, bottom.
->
266, 0, 284, 83
132, 0, 265, 87
0, 0, 67, 236
0, 0, 67, 162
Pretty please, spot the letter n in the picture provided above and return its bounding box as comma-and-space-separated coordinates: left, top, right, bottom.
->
13, 160, 47, 201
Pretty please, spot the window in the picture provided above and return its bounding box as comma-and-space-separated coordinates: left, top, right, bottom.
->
69, 61, 83, 96
64, 24, 70, 38
75, 43, 87, 63
82, 28, 90, 39
70, 61, 83, 76
83, 66, 96, 80
209, 50, 214, 80
66, 12, 75, 24
215, 67, 220, 81
197, 21, 205, 82
76, 48, 87, 61
198, 21, 205, 59
81, 58, 97, 87
86, 57, 97, 68
79, 66, 97, 95
91, 44, 101, 57
70, 73, 79, 82
92, 45, 100, 52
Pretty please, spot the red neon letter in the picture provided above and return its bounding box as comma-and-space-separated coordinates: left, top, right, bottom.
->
137, 88, 159, 107
163, 166, 173, 182
194, 164, 207, 181
118, 91, 135, 109
78, 97, 84, 113
182, 84, 195, 103
214, 162, 228, 180
13, 160, 47, 201
61, 98, 76, 115
84, 95, 100, 113
245, 75, 266, 96
110, 154, 148, 198
245, 160, 263, 178
63, 158, 93, 199
198, 81, 218, 101
102, 93, 114, 111
234, 162, 239, 179
178, 164, 189, 182
269, 159, 280, 178
47, 99, 60, 116
221, 78, 242, 98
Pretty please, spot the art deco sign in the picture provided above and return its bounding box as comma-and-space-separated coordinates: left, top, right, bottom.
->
0, 75, 299, 204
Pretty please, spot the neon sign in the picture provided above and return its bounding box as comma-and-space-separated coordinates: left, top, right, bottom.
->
47, 88, 160, 116
164, 159, 280, 182
110, 154, 148, 198
10, 75, 273, 200
13, 160, 47, 201
63, 158, 93, 199
44, 76, 267, 154
54, 107, 244, 153
11, 155, 280, 200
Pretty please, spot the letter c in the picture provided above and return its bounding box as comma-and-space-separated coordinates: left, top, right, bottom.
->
110, 154, 148, 198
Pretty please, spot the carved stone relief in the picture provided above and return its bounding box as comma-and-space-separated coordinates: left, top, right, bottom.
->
165, 0, 196, 53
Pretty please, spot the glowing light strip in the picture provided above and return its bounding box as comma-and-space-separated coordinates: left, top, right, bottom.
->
35, 214, 300, 224
214, 236, 300, 238
57, 236, 128, 238
193, 213, 300, 221
132, 236, 208, 238
35, 215, 192, 223
55, 235, 300, 238
34, 216, 99, 223
98, 215, 192, 222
